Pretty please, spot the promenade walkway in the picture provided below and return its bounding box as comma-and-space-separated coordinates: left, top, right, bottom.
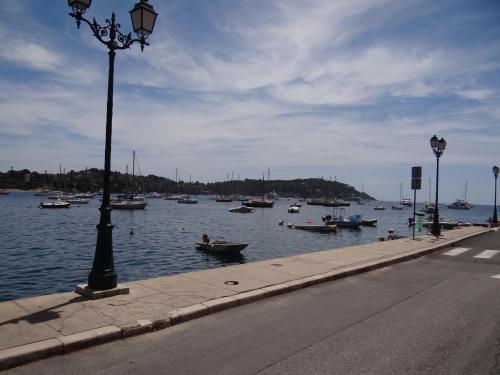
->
0, 226, 491, 369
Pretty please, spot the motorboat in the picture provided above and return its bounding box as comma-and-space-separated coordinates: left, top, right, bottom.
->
290, 202, 302, 207
288, 205, 300, 213
216, 196, 233, 202
66, 198, 89, 204
178, 197, 198, 204
374, 205, 385, 210
293, 224, 337, 233
243, 199, 274, 208
391, 203, 405, 210
111, 199, 147, 209
447, 199, 472, 210
0, 190, 9, 195
322, 210, 363, 228
229, 206, 254, 213
400, 197, 412, 207
195, 241, 248, 253
40, 200, 70, 209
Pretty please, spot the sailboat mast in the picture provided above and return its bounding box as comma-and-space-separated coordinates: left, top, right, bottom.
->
132, 151, 136, 196
262, 172, 265, 200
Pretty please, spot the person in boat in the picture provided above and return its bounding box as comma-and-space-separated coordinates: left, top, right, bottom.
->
202, 234, 210, 244
387, 229, 397, 240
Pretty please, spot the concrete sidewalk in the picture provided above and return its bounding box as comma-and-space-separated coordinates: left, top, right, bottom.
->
0, 226, 491, 369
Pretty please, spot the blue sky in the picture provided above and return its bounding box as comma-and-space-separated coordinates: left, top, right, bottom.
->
1, 0, 500, 203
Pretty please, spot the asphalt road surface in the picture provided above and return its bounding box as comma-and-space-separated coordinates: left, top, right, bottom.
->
7, 231, 500, 374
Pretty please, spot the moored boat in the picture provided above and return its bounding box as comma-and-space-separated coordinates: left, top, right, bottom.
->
243, 199, 274, 208
195, 241, 248, 253
288, 205, 300, 213
40, 200, 70, 209
447, 199, 472, 209
216, 196, 233, 202
374, 205, 385, 210
178, 197, 198, 204
293, 224, 337, 233
111, 199, 147, 209
66, 198, 89, 204
229, 206, 253, 213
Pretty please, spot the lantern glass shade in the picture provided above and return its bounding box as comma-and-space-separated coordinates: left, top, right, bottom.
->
438, 138, 446, 151
130, 0, 158, 37
493, 166, 499, 177
430, 135, 438, 149
68, 0, 92, 11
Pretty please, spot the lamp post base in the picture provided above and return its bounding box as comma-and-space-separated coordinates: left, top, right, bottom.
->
75, 284, 129, 299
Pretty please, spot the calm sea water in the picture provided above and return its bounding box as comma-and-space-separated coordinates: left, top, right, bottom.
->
0, 192, 493, 301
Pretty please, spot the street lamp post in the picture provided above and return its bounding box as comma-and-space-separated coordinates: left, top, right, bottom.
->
68, 0, 158, 291
429, 135, 447, 237
493, 166, 499, 226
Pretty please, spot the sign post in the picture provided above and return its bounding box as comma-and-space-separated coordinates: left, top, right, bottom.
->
411, 166, 422, 239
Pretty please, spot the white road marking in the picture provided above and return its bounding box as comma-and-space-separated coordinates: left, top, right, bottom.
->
491, 274, 500, 279
474, 250, 500, 259
442, 247, 471, 256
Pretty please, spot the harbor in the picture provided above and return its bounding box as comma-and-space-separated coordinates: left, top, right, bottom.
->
0, 192, 493, 302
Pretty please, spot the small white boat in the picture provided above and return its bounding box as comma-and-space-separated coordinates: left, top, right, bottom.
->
288, 205, 300, 213
111, 199, 147, 209
40, 200, 70, 209
374, 205, 385, 210
178, 197, 198, 204
67, 198, 89, 204
195, 241, 248, 253
229, 206, 254, 213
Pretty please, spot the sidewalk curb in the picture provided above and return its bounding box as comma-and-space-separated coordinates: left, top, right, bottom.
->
0, 228, 491, 370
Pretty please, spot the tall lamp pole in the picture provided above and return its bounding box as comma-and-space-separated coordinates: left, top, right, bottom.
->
68, 0, 158, 291
429, 135, 446, 237
493, 166, 499, 227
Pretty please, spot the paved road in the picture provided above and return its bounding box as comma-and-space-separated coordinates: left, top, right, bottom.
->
7, 231, 500, 374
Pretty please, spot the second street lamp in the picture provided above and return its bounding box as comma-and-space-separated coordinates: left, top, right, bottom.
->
429, 135, 446, 237
493, 166, 499, 226
68, 0, 158, 292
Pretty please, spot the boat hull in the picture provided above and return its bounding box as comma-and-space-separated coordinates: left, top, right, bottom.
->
196, 242, 248, 253
293, 224, 337, 233
243, 200, 274, 208
111, 201, 147, 209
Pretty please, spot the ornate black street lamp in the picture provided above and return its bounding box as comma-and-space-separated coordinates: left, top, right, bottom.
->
68, 0, 158, 291
493, 166, 499, 226
429, 135, 446, 237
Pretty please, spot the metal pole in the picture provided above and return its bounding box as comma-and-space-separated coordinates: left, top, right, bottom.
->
412, 188, 416, 239
88, 17, 117, 290
431, 155, 441, 236
493, 175, 498, 225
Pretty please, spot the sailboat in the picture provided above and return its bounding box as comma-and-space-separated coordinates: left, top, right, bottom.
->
423, 178, 436, 214
447, 181, 473, 209
111, 151, 147, 210
392, 183, 406, 210
400, 183, 412, 207
243, 173, 274, 208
